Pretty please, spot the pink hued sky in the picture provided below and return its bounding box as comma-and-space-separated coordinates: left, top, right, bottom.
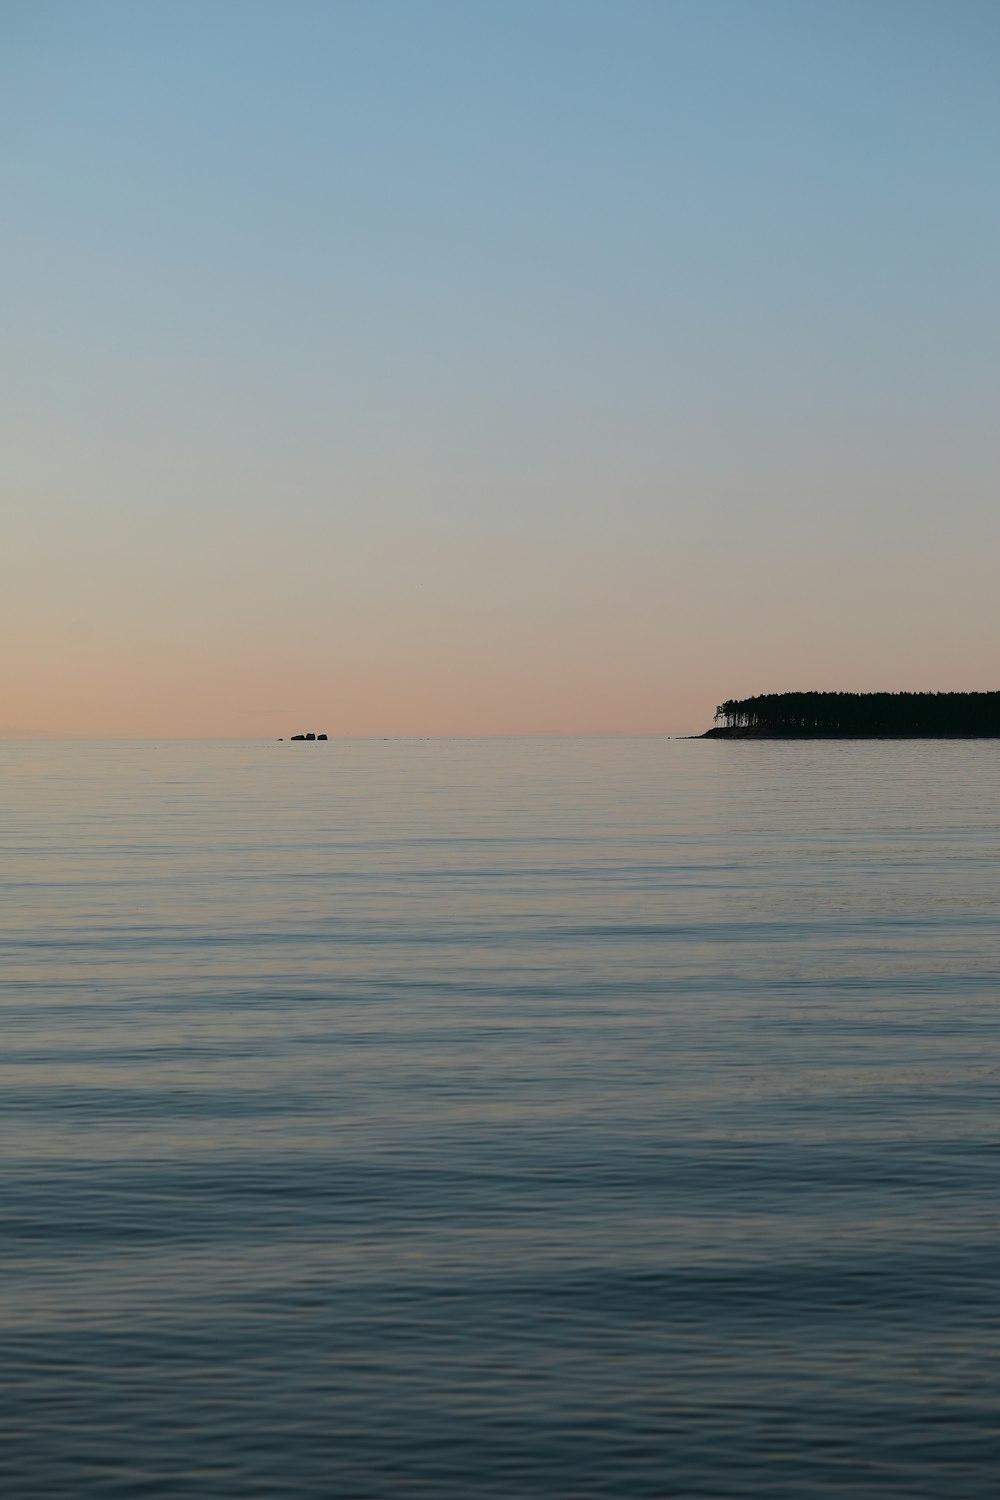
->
6, 3, 998, 738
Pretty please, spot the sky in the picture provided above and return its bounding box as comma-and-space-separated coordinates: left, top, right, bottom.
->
4, 0, 999, 737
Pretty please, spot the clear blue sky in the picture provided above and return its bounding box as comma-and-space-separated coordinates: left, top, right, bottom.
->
5, 1, 999, 735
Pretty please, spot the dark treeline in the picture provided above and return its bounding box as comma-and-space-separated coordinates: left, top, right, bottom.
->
710, 692, 1000, 737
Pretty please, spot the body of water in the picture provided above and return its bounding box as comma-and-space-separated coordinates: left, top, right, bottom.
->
4, 736, 1000, 1496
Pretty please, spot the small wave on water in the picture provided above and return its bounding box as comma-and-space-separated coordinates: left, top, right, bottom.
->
3, 737, 1000, 1497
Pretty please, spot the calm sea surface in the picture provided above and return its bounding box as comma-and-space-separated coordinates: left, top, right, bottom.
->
4, 737, 1000, 1498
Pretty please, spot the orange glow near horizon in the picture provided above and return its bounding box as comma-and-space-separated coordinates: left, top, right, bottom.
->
6, 520, 999, 739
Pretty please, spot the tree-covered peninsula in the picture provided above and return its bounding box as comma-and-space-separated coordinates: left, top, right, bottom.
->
703, 692, 1000, 738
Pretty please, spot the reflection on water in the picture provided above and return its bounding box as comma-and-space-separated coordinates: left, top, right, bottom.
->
3, 737, 1000, 1496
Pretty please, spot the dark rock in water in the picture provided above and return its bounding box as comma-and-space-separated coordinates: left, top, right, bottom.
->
317, 734, 328, 740
290, 734, 306, 741
305, 733, 316, 741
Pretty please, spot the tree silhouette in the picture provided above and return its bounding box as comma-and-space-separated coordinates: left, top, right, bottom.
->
708, 692, 1000, 737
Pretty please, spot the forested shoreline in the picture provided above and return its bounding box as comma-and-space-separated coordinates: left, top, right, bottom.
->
704, 692, 1000, 738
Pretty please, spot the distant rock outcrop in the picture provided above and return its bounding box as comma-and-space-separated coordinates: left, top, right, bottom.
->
288, 732, 328, 741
